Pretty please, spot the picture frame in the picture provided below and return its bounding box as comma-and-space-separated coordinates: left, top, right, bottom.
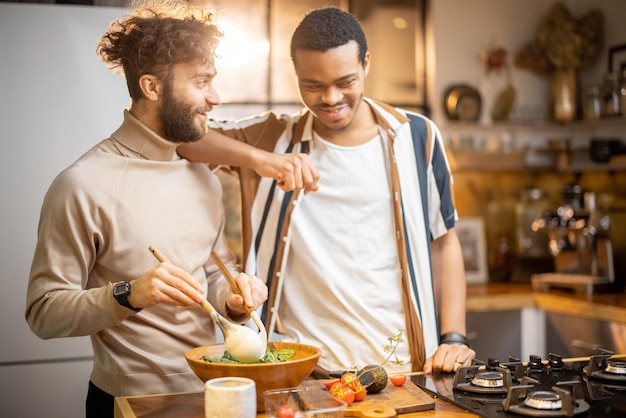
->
455, 217, 488, 285
608, 44, 626, 75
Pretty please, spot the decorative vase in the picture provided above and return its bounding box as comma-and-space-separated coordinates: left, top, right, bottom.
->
549, 70, 578, 122
478, 68, 515, 124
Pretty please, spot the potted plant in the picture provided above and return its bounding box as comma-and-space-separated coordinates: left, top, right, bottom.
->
514, 2, 603, 121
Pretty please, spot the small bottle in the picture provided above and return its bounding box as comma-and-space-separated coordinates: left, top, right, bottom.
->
601, 72, 620, 118
582, 85, 601, 121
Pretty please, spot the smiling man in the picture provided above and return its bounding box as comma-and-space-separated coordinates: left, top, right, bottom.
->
179, 7, 475, 376
25, 1, 316, 417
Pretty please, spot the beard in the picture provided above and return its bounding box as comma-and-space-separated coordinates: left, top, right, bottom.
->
157, 84, 208, 143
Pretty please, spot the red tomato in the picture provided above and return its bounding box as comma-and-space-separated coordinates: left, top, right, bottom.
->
329, 381, 356, 405
277, 403, 296, 418
341, 372, 360, 390
390, 375, 407, 387
324, 378, 341, 389
353, 383, 367, 402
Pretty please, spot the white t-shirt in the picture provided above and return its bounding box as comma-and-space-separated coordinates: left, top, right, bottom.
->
279, 131, 411, 373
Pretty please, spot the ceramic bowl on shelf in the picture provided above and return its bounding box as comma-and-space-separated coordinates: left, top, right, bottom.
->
443, 84, 482, 121
185, 341, 321, 412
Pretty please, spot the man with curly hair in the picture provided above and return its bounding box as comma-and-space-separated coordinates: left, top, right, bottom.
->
180, 6, 475, 376
25, 2, 316, 417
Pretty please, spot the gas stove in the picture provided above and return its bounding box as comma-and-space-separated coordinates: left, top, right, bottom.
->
414, 352, 626, 418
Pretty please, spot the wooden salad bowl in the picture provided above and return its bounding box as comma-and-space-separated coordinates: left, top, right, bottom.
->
185, 341, 321, 411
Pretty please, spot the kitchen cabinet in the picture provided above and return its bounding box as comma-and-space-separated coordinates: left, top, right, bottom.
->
465, 284, 545, 361
466, 308, 546, 362
466, 285, 626, 362
544, 312, 626, 358
534, 291, 626, 357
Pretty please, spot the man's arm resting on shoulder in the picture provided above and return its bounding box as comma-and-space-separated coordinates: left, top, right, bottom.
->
178, 129, 319, 193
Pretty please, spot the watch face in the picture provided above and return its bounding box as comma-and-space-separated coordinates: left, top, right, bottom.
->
114, 282, 130, 297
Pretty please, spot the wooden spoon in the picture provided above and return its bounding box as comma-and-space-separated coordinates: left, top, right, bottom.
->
148, 246, 265, 362
210, 251, 268, 348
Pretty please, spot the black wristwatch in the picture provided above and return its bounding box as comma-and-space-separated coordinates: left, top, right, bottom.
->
113, 281, 141, 312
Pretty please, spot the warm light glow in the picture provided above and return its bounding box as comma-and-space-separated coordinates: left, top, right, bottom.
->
393, 17, 408, 30
214, 17, 269, 70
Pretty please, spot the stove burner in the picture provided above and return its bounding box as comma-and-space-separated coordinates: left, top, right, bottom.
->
605, 360, 626, 375
453, 360, 526, 395
416, 353, 626, 418
471, 371, 504, 388
503, 382, 590, 417
524, 391, 563, 410
584, 354, 626, 382
454, 365, 511, 394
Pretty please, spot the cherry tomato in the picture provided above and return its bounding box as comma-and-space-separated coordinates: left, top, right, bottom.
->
353, 383, 367, 402
390, 375, 407, 387
324, 378, 340, 389
277, 403, 296, 418
330, 381, 356, 405
341, 372, 360, 390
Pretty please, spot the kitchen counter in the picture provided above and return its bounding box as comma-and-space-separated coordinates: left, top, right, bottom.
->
466, 283, 626, 324
114, 387, 478, 418
114, 284, 626, 418
534, 290, 626, 325
466, 283, 536, 312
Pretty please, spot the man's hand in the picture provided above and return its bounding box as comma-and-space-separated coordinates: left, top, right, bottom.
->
423, 343, 476, 374
127, 262, 204, 310
225, 272, 268, 316
254, 152, 320, 194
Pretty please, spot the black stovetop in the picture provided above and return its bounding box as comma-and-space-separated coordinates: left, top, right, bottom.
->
413, 353, 626, 418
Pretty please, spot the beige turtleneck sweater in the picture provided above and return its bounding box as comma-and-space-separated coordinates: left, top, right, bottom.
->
26, 110, 236, 396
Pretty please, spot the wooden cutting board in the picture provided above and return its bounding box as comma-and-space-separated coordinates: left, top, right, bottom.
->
302, 379, 435, 417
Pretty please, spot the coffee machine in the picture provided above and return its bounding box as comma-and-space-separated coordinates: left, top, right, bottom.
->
531, 184, 614, 295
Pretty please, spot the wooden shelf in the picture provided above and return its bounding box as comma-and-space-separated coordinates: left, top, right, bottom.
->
442, 117, 626, 131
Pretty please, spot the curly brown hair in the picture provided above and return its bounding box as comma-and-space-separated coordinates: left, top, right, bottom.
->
97, 0, 222, 101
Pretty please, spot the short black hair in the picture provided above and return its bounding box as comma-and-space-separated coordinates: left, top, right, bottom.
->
290, 7, 368, 66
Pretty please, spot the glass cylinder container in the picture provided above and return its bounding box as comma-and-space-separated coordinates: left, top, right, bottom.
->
485, 193, 516, 283
549, 70, 578, 122
582, 85, 601, 121
601, 72, 620, 118
515, 188, 551, 258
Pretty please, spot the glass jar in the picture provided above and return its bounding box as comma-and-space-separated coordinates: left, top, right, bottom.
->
485, 193, 516, 283
601, 72, 620, 118
582, 85, 601, 121
515, 188, 551, 258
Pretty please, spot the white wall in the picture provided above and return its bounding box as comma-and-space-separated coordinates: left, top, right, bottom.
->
0, 3, 128, 417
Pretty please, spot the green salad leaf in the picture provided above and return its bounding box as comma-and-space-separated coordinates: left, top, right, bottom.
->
201, 347, 296, 364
